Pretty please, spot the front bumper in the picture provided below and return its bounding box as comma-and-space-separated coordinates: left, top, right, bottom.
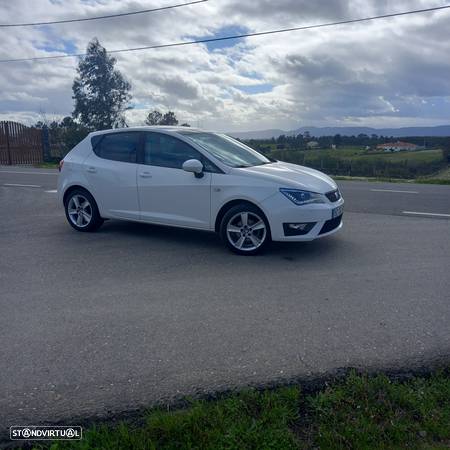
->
261, 192, 344, 242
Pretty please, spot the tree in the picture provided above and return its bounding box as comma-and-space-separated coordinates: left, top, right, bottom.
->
34, 121, 46, 129
60, 116, 76, 128
160, 111, 179, 126
42, 116, 89, 156
443, 138, 450, 163
144, 109, 181, 126
295, 133, 305, 149
49, 120, 59, 130
333, 134, 342, 148
72, 38, 132, 130
145, 110, 163, 125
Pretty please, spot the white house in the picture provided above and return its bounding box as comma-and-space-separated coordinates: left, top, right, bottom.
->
306, 141, 319, 149
376, 141, 419, 152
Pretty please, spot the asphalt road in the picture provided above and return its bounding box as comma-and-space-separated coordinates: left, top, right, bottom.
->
1, 167, 449, 437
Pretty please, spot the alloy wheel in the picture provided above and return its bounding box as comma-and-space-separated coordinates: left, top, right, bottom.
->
226, 211, 267, 251
67, 194, 92, 228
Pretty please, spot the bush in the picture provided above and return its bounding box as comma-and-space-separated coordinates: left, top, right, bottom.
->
43, 117, 90, 160
443, 145, 450, 164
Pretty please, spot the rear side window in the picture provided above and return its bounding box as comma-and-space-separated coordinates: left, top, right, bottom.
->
143, 132, 217, 171
94, 132, 140, 163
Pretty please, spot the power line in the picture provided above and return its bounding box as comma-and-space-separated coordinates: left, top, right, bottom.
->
0, 4, 449, 63
0, 0, 207, 28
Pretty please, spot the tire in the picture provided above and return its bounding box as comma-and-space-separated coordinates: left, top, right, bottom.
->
64, 188, 104, 232
220, 203, 270, 255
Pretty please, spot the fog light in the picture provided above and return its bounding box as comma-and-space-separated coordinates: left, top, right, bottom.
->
283, 222, 316, 236
289, 223, 307, 230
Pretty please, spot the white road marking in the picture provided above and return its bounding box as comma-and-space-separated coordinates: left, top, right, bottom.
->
403, 211, 450, 218
45, 189, 57, 193
3, 183, 41, 188
0, 170, 57, 175
371, 189, 419, 194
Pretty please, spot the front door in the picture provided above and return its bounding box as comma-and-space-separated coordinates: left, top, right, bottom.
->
137, 132, 212, 229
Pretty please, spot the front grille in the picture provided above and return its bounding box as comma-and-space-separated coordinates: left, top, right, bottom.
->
319, 214, 342, 235
325, 189, 341, 202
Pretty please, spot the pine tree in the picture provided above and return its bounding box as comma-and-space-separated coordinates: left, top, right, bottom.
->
72, 38, 132, 130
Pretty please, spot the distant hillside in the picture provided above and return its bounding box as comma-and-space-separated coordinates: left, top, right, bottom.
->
230, 125, 450, 140
230, 128, 286, 140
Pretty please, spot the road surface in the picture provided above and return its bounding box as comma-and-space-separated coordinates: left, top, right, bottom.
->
1, 167, 449, 437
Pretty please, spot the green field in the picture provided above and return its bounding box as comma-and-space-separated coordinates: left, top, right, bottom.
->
29, 370, 450, 450
33, 146, 449, 182
267, 146, 446, 179
270, 146, 443, 163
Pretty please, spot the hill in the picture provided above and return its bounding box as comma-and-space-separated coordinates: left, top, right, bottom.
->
230, 125, 450, 140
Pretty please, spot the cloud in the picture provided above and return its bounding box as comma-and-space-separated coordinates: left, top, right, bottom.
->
0, 0, 450, 131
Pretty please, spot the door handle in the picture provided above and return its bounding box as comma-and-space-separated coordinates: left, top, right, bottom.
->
86, 167, 97, 173
139, 172, 152, 178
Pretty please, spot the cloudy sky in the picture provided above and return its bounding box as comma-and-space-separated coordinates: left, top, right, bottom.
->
1, 0, 450, 132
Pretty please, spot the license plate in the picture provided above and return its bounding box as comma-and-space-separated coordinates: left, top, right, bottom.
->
332, 205, 344, 218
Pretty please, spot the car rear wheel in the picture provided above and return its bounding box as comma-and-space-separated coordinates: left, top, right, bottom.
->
64, 188, 103, 232
220, 203, 270, 255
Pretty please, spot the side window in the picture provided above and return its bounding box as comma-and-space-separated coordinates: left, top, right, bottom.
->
143, 132, 216, 171
94, 132, 140, 163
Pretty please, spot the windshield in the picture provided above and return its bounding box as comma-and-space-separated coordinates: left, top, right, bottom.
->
178, 131, 271, 168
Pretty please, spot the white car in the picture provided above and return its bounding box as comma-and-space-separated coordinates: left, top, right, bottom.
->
58, 127, 344, 255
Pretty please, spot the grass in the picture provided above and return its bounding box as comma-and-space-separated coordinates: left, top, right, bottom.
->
267, 145, 442, 162
267, 146, 447, 180
333, 175, 417, 183
33, 162, 59, 169
416, 165, 450, 185
29, 370, 450, 450
333, 175, 450, 185
333, 163, 450, 184
270, 147, 444, 165
415, 178, 450, 185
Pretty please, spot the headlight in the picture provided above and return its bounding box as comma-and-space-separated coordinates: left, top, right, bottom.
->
279, 188, 325, 205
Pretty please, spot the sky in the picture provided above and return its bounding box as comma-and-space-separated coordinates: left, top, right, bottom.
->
1, 0, 450, 132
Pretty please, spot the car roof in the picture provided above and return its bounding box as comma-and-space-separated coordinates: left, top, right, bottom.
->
88, 126, 213, 137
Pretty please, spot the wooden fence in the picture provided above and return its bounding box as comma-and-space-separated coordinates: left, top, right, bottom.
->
0, 121, 43, 165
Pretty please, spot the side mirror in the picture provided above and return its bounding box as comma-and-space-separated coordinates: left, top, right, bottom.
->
182, 159, 204, 178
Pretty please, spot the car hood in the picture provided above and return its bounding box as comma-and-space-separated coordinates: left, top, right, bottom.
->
234, 161, 337, 193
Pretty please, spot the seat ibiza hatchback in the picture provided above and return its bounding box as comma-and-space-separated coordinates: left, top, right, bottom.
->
58, 127, 344, 255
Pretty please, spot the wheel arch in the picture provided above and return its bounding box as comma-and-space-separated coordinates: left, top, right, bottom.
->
62, 184, 104, 231
63, 184, 96, 206
214, 199, 270, 233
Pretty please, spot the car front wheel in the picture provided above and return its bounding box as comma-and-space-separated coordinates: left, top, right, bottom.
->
220, 204, 270, 255
64, 188, 103, 232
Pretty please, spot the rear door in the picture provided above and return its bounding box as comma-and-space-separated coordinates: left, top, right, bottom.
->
84, 131, 141, 220
137, 132, 213, 229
